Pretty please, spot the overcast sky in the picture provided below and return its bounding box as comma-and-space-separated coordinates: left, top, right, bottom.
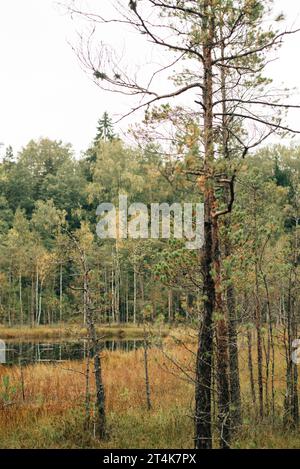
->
0, 0, 300, 157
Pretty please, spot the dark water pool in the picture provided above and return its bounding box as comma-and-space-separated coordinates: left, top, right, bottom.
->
0, 339, 144, 366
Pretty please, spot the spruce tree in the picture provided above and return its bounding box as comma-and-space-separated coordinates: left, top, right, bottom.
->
94, 112, 115, 144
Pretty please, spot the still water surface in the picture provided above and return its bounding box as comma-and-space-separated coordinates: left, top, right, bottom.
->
2, 339, 144, 366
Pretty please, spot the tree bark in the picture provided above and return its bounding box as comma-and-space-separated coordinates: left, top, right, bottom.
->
143, 325, 152, 411
19, 271, 23, 326
224, 227, 242, 430
195, 2, 215, 446
247, 328, 256, 407
84, 269, 107, 439
213, 216, 231, 448
59, 263, 63, 322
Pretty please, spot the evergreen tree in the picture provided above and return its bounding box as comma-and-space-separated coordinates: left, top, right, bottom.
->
94, 112, 115, 144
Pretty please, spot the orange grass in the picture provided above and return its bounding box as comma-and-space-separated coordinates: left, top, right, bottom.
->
0, 332, 299, 448
0, 345, 193, 448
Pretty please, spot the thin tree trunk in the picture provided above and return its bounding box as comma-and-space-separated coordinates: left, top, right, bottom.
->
84, 338, 91, 431
261, 267, 275, 421
253, 194, 264, 419
168, 290, 173, 323
8, 266, 12, 326
226, 280, 242, 429
133, 266, 137, 324
31, 274, 35, 327
37, 280, 43, 325
59, 263, 63, 323
247, 328, 256, 407
35, 265, 39, 326
143, 325, 152, 411
19, 271, 23, 326
255, 262, 264, 419
111, 269, 115, 323
84, 269, 106, 439
114, 251, 120, 324
284, 263, 299, 428
126, 273, 129, 324
19, 357, 25, 402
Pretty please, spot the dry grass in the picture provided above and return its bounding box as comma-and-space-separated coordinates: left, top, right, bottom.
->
0, 330, 299, 448
0, 345, 192, 448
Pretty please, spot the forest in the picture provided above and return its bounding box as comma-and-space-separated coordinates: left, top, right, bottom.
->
0, 0, 300, 451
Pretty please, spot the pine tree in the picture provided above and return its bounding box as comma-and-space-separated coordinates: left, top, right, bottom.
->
94, 112, 115, 144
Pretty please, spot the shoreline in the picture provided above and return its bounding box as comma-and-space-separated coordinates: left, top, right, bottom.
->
0, 324, 170, 341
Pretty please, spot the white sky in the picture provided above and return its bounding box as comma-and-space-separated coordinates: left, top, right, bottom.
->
0, 0, 300, 157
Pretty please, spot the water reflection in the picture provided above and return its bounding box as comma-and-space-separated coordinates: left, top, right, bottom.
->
2, 339, 144, 366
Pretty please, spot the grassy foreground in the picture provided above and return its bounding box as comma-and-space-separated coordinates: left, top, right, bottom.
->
0, 323, 169, 340
0, 334, 299, 449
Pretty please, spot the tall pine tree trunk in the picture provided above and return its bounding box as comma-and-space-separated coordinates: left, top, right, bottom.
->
224, 225, 242, 430
195, 0, 230, 448
213, 216, 231, 448
195, 3, 215, 446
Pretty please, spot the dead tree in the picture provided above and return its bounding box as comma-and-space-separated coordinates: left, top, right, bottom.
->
65, 229, 107, 439
143, 322, 152, 411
